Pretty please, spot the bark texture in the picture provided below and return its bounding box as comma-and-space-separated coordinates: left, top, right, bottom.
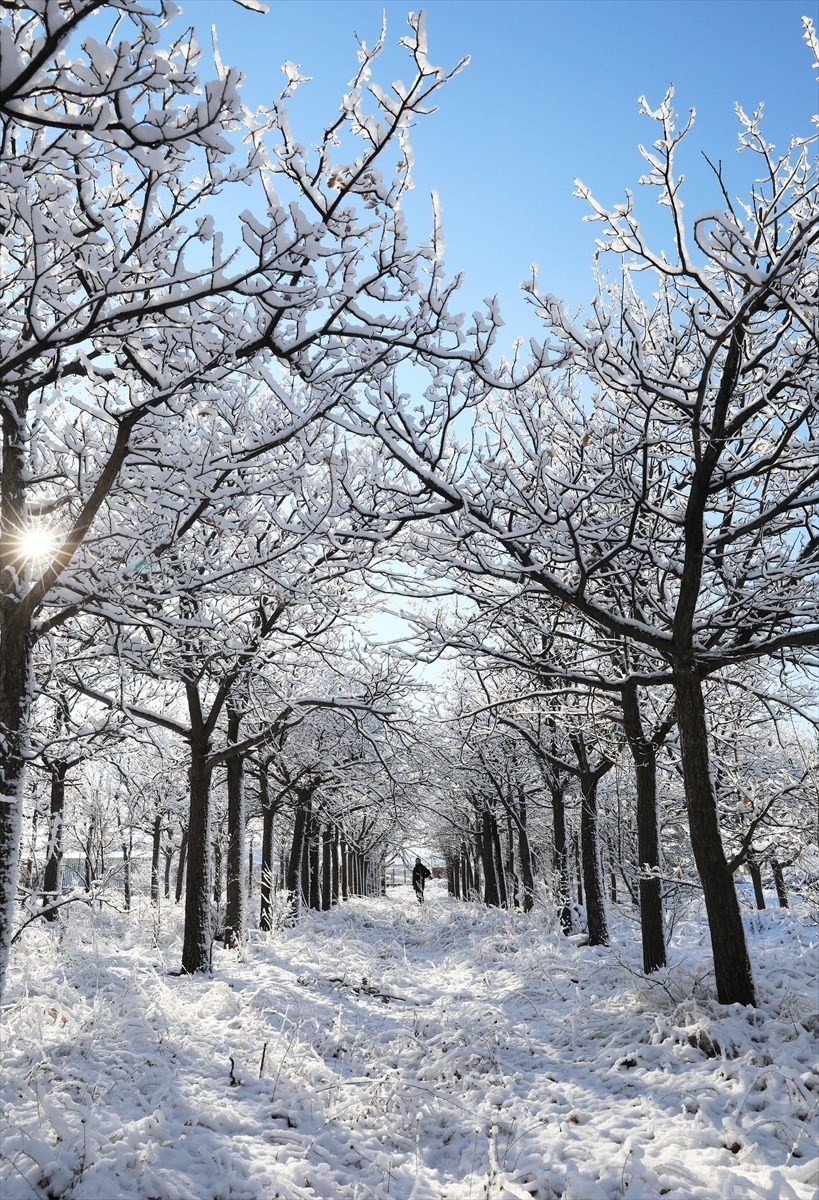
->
674, 668, 755, 1006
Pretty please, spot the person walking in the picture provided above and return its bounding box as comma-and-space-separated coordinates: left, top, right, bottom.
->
412, 856, 431, 904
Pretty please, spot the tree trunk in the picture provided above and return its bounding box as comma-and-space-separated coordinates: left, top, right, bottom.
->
163, 841, 173, 900
175, 826, 188, 903
506, 809, 518, 907
212, 839, 222, 905
121, 824, 132, 912
300, 818, 311, 904
550, 779, 571, 930
20, 806, 37, 892
150, 812, 163, 906
260, 764, 275, 933
622, 683, 666, 973
517, 796, 535, 913
83, 819, 95, 892
492, 809, 509, 908
308, 817, 320, 910
42, 762, 68, 921
286, 793, 310, 917
771, 859, 789, 908
478, 814, 493, 906
462, 847, 475, 899
573, 831, 583, 906
480, 808, 500, 907
224, 709, 246, 941
321, 824, 333, 912
332, 826, 340, 905
181, 728, 214, 974
579, 771, 609, 946
0, 400, 36, 999
747, 853, 766, 910
674, 667, 755, 1006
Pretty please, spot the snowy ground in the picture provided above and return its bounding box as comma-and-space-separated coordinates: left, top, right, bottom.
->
1, 882, 817, 1200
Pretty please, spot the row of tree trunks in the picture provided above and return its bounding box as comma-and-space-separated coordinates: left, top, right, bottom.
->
25, 760, 798, 964
283, 796, 380, 917
446, 843, 481, 901
478, 804, 508, 908
345, 847, 381, 898
150, 815, 187, 906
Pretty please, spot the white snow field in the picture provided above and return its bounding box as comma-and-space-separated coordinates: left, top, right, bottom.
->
1, 881, 817, 1200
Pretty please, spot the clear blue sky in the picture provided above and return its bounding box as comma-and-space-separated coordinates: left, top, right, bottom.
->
185, 0, 815, 348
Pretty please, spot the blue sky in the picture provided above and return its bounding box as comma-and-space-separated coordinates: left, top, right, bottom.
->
185, 0, 815, 349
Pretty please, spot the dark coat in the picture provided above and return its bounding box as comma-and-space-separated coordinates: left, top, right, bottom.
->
412, 861, 431, 889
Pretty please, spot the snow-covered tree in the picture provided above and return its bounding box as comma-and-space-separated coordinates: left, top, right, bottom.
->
355, 38, 819, 1004
406, 582, 675, 963
0, 1, 472, 995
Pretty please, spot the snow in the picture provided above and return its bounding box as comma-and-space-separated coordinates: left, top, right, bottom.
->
1, 882, 817, 1200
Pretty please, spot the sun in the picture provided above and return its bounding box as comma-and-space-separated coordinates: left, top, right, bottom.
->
18, 524, 56, 561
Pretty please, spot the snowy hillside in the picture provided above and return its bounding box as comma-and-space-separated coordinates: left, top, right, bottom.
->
2, 883, 817, 1200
